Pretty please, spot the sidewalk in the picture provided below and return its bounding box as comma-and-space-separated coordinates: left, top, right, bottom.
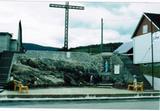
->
0, 87, 160, 100
0, 87, 159, 110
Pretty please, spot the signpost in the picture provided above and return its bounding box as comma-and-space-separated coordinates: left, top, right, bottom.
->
49, 2, 84, 51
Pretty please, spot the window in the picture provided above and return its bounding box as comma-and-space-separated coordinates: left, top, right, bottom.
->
142, 25, 148, 34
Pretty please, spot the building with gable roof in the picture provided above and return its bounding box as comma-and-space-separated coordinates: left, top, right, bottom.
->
132, 12, 160, 64
0, 21, 23, 53
0, 32, 18, 52
131, 12, 160, 90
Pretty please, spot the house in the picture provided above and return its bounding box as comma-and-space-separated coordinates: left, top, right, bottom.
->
132, 12, 160, 64
0, 21, 24, 89
132, 12, 160, 90
0, 32, 18, 52
0, 20, 23, 53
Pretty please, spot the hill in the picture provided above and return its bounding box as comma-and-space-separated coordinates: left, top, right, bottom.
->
23, 43, 60, 51
22, 42, 122, 53
69, 42, 122, 54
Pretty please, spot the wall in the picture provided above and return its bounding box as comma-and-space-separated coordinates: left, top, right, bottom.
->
144, 75, 160, 90
134, 16, 158, 37
0, 32, 19, 52
133, 31, 160, 64
0, 35, 10, 52
10, 40, 18, 51
140, 63, 160, 78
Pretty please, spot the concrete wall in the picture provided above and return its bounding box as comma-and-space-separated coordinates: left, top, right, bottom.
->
0, 35, 10, 52
144, 75, 160, 90
133, 31, 160, 64
10, 40, 18, 51
0, 32, 19, 52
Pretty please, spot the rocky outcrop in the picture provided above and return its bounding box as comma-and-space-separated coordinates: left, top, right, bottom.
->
10, 55, 102, 88
11, 64, 64, 87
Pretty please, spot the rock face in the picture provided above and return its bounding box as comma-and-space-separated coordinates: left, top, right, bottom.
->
11, 54, 102, 88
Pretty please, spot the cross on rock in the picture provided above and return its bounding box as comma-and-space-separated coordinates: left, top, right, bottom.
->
49, 2, 84, 51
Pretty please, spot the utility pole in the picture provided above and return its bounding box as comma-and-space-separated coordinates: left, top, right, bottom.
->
100, 18, 103, 53
150, 21, 154, 90
49, 2, 84, 51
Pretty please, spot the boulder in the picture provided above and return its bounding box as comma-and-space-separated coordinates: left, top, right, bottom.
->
11, 64, 64, 88
10, 55, 101, 87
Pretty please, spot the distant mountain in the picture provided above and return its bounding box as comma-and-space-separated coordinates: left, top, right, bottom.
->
22, 42, 122, 53
23, 43, 60, 51
69, 42, 122, 54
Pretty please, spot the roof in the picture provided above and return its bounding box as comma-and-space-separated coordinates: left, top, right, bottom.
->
144, 12, 160, 29
132, 12, 160, 38
0, 32, 12, 37
11, 39, 17, 41
114, 41, 133, 54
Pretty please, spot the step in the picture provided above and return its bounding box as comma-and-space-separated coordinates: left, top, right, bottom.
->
0, 68, 10, 73
0, 81, 7, 84
1, 57, 12, 60
0, 52, 13, 57
0, 73, 8, 75
0, 83, 6, 85
0, 79, 8, 82
0, 75, 8, 79
0, 60, 12, 66
0, 82, 6, 87
0, 88, 4, 91
0, 77, 8, 80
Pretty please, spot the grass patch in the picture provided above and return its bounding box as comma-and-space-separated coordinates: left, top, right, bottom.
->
140, 64, 160, 78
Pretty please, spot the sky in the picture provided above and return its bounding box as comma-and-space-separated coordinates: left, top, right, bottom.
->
0, 0, 160, 48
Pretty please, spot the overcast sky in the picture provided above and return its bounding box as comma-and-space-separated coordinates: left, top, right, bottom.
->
0, 0, 160, 48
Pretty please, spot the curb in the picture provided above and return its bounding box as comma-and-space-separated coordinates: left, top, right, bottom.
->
0, 96, 159, 103
0, 92, 160, 98
0, 92, 159, 103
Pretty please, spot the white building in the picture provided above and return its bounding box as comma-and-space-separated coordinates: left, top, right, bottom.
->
132, 12, 160, 64
0, 32, 19, 52
132, 12, 160, 90
0, 21, 23, 53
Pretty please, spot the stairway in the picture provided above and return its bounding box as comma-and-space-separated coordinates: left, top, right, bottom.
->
118, 54, 152, 89
0, 51, 14, 89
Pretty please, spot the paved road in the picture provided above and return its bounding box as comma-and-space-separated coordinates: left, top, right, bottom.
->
0, 98, 159, 110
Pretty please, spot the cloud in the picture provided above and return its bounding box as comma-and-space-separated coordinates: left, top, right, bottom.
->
0, 1, 65, 46
0, 1, 160, 48
69, 2, 160, 46
69, 28, 131, 48
69, 2, 139, 39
